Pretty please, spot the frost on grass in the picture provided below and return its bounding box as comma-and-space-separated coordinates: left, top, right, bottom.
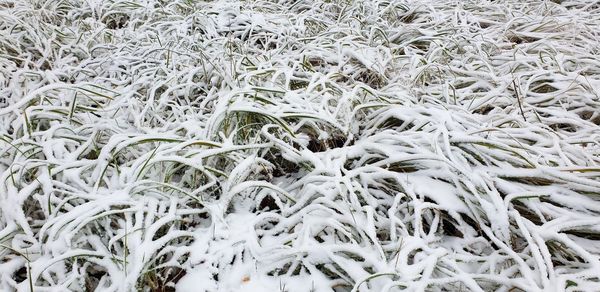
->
1, 0, 600, 291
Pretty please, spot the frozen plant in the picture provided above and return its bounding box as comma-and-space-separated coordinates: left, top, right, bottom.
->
1, 0, 600, 291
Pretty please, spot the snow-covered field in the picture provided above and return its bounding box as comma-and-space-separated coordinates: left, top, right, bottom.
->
1, 0, 600, 291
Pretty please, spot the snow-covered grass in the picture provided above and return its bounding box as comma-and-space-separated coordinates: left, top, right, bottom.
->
1, 0, 600, 291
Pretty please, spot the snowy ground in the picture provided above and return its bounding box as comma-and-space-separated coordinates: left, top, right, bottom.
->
1, 0, 600, 291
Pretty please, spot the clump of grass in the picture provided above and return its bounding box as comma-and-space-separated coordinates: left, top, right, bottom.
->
1, 0, 600, 291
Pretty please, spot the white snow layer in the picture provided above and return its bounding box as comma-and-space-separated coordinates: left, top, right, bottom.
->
1, 0, 600, 291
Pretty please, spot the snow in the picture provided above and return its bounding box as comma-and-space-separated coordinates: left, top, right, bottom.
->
1, 0, 600, 291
